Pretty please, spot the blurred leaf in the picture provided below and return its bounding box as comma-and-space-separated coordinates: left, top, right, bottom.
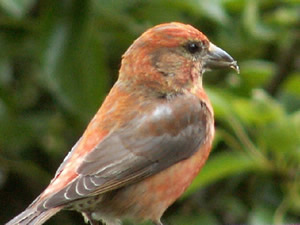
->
265, 6, 300, 26
243, 0, 277, 40
249, 205, 274, 225
232, 90, 284, 126
223, 0, 246, 12
193, 0, 229, 25
0, 0, 36, 18
183, 151, 257, 198
38, 0, 109, 121
206, 88, 234, 117
258, 111, 300, 162
283, 72, 300, 96
239, 60, 274, 91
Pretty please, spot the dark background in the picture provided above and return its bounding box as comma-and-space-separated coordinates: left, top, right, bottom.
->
0, 0, 299, 224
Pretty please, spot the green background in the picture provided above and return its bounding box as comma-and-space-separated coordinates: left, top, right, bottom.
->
0, 0, 299, 224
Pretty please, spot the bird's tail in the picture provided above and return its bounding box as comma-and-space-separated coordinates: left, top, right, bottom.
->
5, 203, 61, 225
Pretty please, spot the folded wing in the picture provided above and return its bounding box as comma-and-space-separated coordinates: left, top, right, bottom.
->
40, 93, 212, 210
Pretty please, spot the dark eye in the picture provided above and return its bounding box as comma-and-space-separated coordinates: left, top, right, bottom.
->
186, 42, 201, 54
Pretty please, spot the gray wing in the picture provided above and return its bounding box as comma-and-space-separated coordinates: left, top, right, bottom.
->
40, 94, 212, 210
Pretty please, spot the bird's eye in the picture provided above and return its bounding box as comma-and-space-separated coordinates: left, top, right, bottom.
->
186, 42, 201, 54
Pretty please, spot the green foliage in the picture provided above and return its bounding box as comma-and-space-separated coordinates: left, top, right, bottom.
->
0, 0, 299, 224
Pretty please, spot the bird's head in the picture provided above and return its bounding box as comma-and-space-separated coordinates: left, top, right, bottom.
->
120, 22, 239, 93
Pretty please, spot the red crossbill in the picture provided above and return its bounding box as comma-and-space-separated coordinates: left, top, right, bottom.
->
6, 22, 238, 225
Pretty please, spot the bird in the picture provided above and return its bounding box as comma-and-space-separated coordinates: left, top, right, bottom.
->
6, 22, 239, 225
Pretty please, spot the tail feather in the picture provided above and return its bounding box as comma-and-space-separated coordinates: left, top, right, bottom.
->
5, 205, 61, 225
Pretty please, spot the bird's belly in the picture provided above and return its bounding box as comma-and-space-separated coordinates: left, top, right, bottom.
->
91, 130, 214, 223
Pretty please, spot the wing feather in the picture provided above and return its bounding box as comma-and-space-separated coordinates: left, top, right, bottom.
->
41, 93, 212, 209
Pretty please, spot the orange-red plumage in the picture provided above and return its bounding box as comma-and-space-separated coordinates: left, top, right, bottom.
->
6, 22, 238, 225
